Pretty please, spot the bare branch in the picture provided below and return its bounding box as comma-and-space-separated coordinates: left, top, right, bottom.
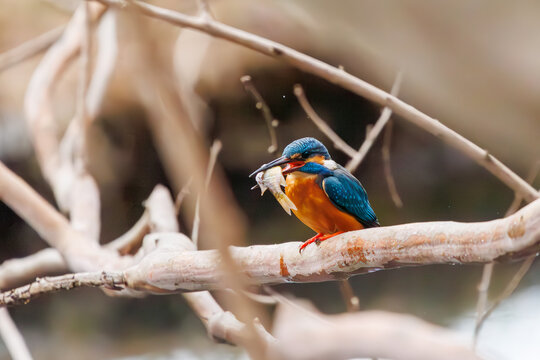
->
0, 308, 33, 360
241, 75, 279, 154
293, 84, 357, 158
121, 199, 540, 292
23, 3, 106, 210
346, 71, 403, 172
0, 271, 125, 307
0, 26, 65, 72
270, 302, 480, 360
94, 0, 539, 202
381, 120, 404, 207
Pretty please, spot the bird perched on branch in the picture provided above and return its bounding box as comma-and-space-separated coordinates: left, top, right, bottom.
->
251, 137, 379, 252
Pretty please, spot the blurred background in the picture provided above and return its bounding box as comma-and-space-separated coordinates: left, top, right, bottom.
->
0, 0, 539, 359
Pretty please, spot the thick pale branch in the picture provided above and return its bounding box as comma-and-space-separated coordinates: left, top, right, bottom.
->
95, 0, 538, 202
270, 303, 479, 360
23, 4, 106, 209
125, 199, 540, 292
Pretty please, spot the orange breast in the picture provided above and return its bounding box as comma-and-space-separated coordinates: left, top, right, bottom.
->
285, 173, 363, 234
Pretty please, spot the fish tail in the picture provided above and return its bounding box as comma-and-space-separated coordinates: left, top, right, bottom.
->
274, 193, 297, 215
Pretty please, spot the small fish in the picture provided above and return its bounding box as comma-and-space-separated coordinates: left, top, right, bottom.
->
252, 166, 297, 215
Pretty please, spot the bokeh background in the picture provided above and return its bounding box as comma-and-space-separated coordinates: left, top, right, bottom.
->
0, 0, 539, 359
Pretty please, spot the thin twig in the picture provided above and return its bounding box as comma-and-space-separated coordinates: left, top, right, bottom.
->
94, 0, 538, 202
241, 75, 279, 154
346, 71, 403, 172
0, 308, 33, 360
0, 271, 125, 307
0, 26, 65, 72
381, 120, 404, 208
293, 84, 356, 158
192, 140, 223, 246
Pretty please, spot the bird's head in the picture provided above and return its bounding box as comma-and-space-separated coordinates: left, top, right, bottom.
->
249, 137, 331, 177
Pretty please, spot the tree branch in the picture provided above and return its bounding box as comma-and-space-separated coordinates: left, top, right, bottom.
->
93, 0, 538, 202
0, 271, 125, 307
270, 301, 480, 360
121, 199, 540, 292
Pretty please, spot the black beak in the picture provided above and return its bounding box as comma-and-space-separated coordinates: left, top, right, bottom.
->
249, 155, 290, 177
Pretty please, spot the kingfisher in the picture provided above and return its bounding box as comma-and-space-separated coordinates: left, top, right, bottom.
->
250, 137, 379, 252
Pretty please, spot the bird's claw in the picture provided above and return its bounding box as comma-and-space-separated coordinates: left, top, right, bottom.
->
298, 232, 345, 253
299, 233, 324, 253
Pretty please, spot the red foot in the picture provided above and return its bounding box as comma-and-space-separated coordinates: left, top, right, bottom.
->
299, 231, 345, 253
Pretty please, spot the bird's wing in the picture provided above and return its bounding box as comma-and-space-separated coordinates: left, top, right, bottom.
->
321, 167, 379, 228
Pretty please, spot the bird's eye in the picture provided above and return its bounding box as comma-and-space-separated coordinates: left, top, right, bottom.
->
301, 151, 310, 159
